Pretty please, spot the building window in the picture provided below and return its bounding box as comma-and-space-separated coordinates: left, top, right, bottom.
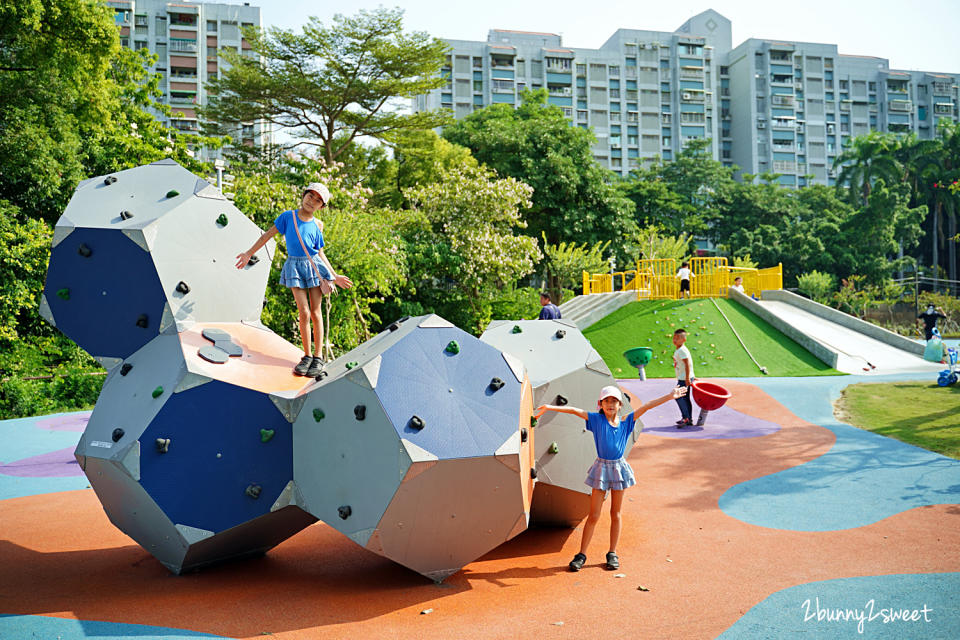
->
134, 40, 148, 51
576, 63, 586, 76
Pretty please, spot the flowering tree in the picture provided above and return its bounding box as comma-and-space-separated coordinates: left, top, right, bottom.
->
405, 165, 541, 331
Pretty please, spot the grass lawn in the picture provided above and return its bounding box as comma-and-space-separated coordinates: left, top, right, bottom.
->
835, 381, 960, 460
582, 298, 844, 379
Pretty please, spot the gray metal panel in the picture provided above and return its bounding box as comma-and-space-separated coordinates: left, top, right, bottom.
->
76, 334, 186, 461
292, 380, 408, 545
480, 319, 593, 387
373, 457, 529, 582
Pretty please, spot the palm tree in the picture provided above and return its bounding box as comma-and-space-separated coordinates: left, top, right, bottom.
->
895, 133, 941, 279
834, 131, 902, 207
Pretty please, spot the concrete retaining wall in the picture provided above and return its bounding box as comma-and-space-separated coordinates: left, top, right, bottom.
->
729, 289, 839, 369
761, 289, 924, 356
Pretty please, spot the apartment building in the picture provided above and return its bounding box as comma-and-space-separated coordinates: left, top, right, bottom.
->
416, 9, 959, 186
107, 0, 270, 157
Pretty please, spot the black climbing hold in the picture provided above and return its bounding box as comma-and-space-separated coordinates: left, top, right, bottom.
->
409, 415, 425, 431
555, 329, 566, 339
56, 288, 70, 301
136, 314, 148, 328
338, 505, 352, 520
77, 244, 93, 258
120, 210, 133, 220
104, 176, 117, 185
511, 325, 523, 334
176, 281, 190, 294
247, 255, 259, 265
556, 395, 568, 406
314, 370, 328, 381
354, 405, 366, 421
216, 213, 228, 226
260, 429, 275, 443
445, 340, 460, 355
520, 427, 528, 443
387, 321, 400, 332
489, 377, 505, 391
112, 428, 125, 442
120, 363, 133, 376
155, 438, 170, 453
166, 189, 180, 198
313, 408, 325, 422
530, 468, 538, 479
245, 484, 262, 499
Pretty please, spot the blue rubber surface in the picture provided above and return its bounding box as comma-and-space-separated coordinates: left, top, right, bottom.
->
719, 573, 960, 639
375, 326, 524, 460
0, 412, 89, 500
0, 615, 232, 640
719, 374, 960, 531
44, 228, 167, 360
139, 381, 293, 533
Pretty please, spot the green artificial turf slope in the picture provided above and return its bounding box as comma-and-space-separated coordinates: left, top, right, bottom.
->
582, 298, 845, 378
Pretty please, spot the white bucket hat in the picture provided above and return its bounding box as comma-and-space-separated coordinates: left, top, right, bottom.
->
303, 182, 331, 205
598, 385, 623, 403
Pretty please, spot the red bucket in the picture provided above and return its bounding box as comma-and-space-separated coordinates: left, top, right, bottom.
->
691, 381, 731, 412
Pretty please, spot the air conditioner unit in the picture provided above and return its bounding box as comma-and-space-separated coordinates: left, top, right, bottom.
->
757, 121, 766, 129
827, 124, 835, 133
638, 43, 647, 49
682, 92, 692, 100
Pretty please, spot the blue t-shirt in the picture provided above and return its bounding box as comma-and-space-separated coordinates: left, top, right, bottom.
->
538, 303, 561, 320
273, 210, 324, 257
585, 411, 638, 460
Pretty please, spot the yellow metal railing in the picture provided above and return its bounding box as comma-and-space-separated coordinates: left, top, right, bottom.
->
583, 260, 784, 299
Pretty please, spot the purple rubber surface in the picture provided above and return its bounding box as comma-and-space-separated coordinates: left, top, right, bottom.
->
0, 447, 83, 478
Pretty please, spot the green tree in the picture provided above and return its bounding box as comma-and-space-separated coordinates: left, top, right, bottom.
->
541, 233, 610, 301
655, 138, 737, 237
618, 169, 693, 236
834, 131, 902, 207
404, 165, 542, 332
443, 89, 636, 256
204, 7, 451, 163
630, 226, 693, 263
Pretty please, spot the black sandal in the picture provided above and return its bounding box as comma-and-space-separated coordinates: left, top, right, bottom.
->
569, 553, 586, 572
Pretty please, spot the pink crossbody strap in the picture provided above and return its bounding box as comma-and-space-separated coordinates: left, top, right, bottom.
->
291, 209, 326, 282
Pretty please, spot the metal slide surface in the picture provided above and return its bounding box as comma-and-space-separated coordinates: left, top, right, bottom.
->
756, 299, 942, 374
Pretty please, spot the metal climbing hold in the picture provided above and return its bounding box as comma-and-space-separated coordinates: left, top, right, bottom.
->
313, 408, 325, 421
489, 377, 505, 391
354, 405, 366, 421
112, 428, 125, 442
216, 213, 228, 226
520, 427, 528, 443
166, 189, 180, 198
409, 415, 425, 431
155, 438, 170, 453
152, 386, 163, 399
77, 244, 92, 258
260, 428, 275, 443
56, 288, 70, 301
176, 281, 190, 294
245, 484, 262, 499
120, 363, 133, 376
136, 314, 148, 328
119, 210, 133, 220
555, 394, 568, 406
549, 442, 559, 454
555, 329, 566, 339
338, 505, 352, 520
445, 340, 460, 355
511, 325, 523, 334
104, 176, 118, 185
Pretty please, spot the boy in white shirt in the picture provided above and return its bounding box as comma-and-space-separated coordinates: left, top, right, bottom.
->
729, 276, 745, 294
676, 262, 694, 299
672, 328, 695, 427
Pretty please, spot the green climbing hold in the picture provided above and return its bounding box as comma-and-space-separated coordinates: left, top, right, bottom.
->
530, 416, 538, 428
445, 340, 460, 355
313, 408, 325, 422
511, 325, 523, 334
152, 386, 163, 398
56, 288, 70, 301
166, 189, 179, 198
549, 442, 559, 454
216, 213, 228, 226
260, 428, 275, 443
345, 361, 358, 369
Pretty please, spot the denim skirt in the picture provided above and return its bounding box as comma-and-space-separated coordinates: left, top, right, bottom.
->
280, 255, 335, 292
585, 457, 636, 491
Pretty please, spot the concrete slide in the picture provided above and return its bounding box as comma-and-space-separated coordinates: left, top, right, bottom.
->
735, 290, 942, 375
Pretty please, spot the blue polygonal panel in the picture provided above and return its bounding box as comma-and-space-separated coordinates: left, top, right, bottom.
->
375, 326, 523, 460
139, 381, 293, 533
44, 228, 166, 359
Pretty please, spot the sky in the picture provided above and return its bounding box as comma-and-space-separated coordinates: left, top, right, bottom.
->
248, 0, 960, 73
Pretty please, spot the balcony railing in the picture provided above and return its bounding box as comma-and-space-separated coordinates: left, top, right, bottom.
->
170, 40, 198, 53
889, 99, 913, 112
680, 68, 703, 80
773, 161, 797, 173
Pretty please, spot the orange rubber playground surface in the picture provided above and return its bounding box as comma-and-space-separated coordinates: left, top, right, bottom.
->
2, 375, 959, 639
